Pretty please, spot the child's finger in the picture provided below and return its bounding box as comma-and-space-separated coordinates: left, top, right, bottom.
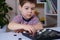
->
25, 29, 32, 34
30, 27, 36, 36
14, 29, 24, 33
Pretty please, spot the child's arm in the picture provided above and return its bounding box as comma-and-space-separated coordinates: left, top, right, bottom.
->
8, 21, 24, 30
8, 21, 36, 34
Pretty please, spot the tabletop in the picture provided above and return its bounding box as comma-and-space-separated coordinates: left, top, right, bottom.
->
0, 32, 32, 40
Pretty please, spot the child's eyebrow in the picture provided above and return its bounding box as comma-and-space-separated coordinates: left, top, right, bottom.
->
24, 6, 29, 8
24, 6, 35, 8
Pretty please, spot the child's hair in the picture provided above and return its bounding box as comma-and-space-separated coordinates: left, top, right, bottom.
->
19, 0, 37, 7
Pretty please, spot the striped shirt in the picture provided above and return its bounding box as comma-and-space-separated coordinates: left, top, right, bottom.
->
12, 15, 40, 25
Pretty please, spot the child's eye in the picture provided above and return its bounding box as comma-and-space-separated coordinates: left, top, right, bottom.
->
25, 8, 28, 10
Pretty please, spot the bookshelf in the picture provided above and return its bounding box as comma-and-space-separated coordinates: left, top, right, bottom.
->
37, 0, 57, 27
46, 0, 57, 15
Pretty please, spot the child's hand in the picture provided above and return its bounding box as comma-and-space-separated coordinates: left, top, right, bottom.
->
14, 29, 24, 33
23, 26, 36, 36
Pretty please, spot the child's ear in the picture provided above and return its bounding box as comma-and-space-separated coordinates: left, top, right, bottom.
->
18, 5, 22, 11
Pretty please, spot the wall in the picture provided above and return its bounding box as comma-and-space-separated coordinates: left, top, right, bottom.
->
57, 0, 60, 27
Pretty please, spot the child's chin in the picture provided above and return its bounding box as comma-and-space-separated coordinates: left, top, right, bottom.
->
26, 17, 31, 19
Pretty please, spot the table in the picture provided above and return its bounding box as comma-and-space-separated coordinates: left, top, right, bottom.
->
0, 27, 60, 40
0, 32, 32, 40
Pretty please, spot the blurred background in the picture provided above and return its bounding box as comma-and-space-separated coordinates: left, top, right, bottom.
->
0, 0, 60, 32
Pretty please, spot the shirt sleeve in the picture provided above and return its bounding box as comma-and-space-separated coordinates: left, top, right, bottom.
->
12, 15, 22, 23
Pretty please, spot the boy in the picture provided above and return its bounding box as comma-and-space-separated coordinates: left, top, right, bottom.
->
8, 0, 43, 36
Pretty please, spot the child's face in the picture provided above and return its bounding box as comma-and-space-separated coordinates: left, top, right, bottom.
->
19, 2, 36, 19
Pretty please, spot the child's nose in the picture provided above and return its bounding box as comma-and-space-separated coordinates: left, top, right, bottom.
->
28, 9, 32, 13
